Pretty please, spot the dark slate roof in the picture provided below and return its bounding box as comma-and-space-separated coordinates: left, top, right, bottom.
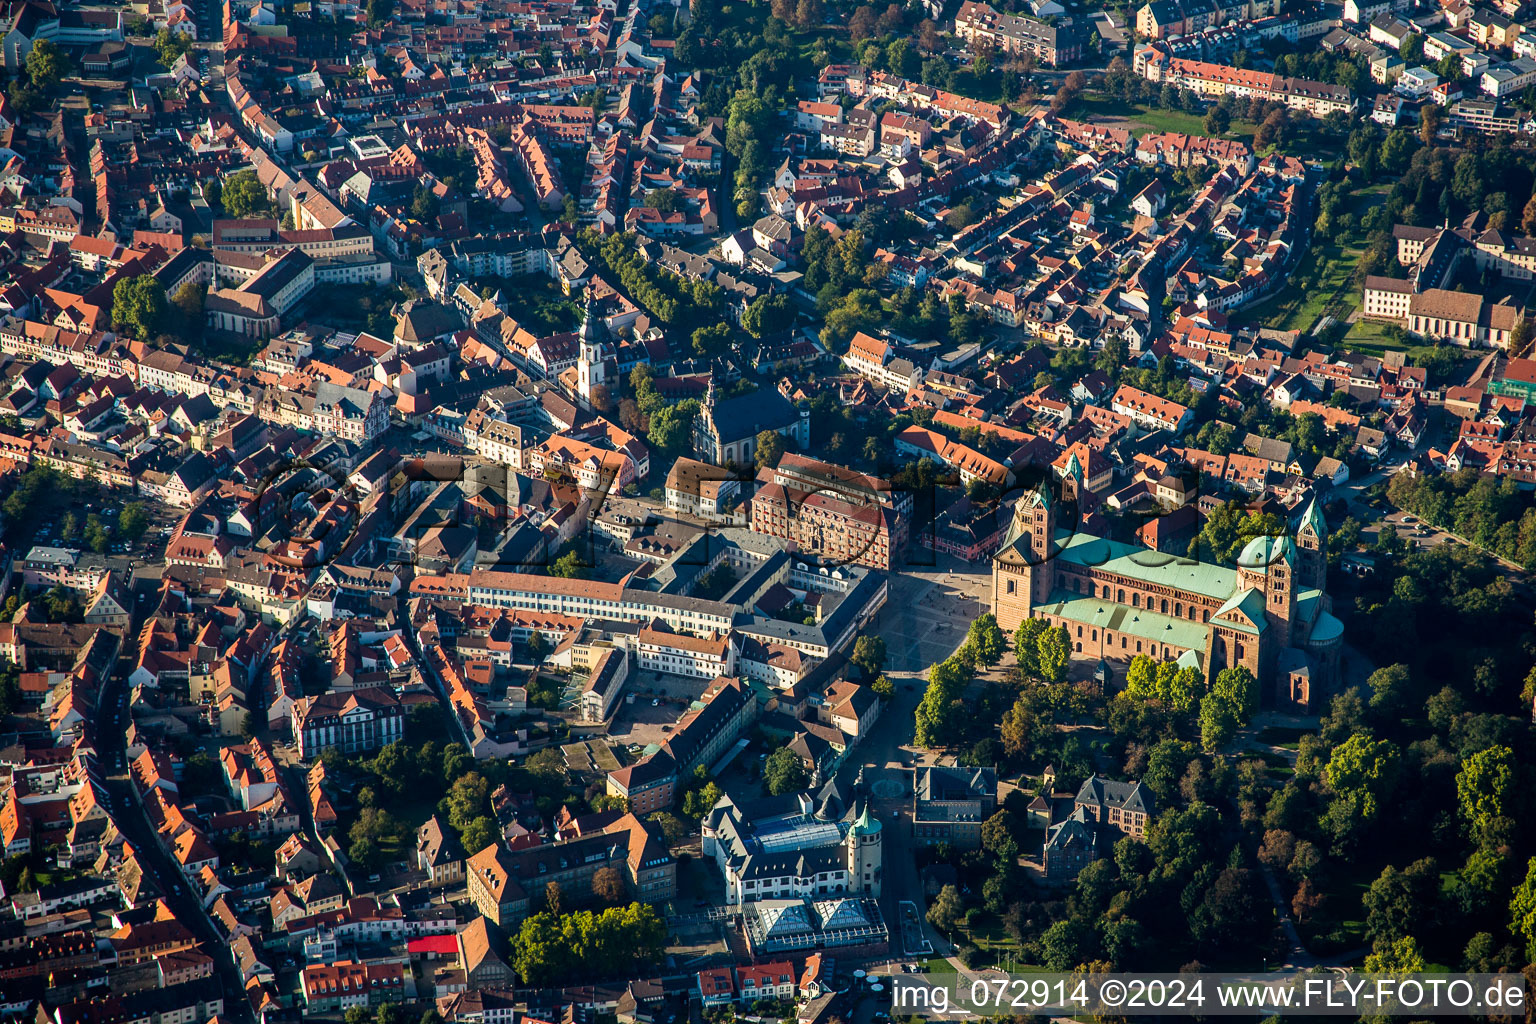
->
1074, 774, 1153, 816
707, 389, 801, 444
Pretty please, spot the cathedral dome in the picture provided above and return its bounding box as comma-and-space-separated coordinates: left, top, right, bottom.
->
1237, 533, 1295, 570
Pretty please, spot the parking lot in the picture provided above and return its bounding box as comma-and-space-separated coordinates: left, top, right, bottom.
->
603, 669, 714, 748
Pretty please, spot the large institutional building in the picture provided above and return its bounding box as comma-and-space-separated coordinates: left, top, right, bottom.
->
991, 488, 1342, 710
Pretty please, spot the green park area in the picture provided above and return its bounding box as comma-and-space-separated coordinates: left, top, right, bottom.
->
1070, 93, 1261, 141
1245, 183, 1392, 337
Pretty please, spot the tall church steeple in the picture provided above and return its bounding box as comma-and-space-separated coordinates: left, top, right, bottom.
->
577, 294, 605, 403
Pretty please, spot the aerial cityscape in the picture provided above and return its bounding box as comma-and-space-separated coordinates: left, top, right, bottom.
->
0, 0, 1535, 1015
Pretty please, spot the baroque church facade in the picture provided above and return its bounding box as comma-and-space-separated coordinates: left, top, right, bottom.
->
992, 487, 1343, 711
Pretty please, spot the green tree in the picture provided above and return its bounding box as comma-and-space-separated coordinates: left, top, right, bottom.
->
647, 811, 689, 845
1380, 129, 1416, 175
1210, 665, 1257, 724
512, 911, 569, 985
927, 884, 964, 935
348, 835, 381, 871
526, 630, 547, 662
1036, 625, 1071, 684
221, 169, 268, 218
119, 502, 150, 542
915, 657, 971, 747
549, 550, 588, 579
763, 747, 809, 795
0, 666, 21, 718
1166, 665, 1203, 712
6, 82, 41, 117
850, 635, 886, 676
1200, 697, 1238, 752
443, 772, 490, 832
1510, 857, 1536, 962
83, 514, 108, 554
1125, 654, 1157, 700
111, 275, 167, 340
642, 188, 679, 213
753, 429, 784, 470
1451, 152, 1485, 209
412, 185, 441, 222
1363, 859, 1438, 947
741, 294, 794, 338
1367, 662, 1413, 715
25, 39, 68, 89
1039, 917, 1092, 970
1013, 617, 1045, 676
152, 29, 191, 69
691, 322, 731, 357
1365, 936, 1426, 973
1323, 734, 1402, 850
963, 614, 1007, 668
1457, 745, 1516, 848
683, 781, 723, 820
871, 674, 893, 700
980, 809, 1021, 854
1144, 738, 1198, 800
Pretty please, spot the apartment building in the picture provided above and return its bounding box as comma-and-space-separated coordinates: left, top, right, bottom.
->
635, 626, 737, 678
1136, 46, 1356, 116
1110, 384, 1195, 434
841, 331, 925, 394
954, 0, 1086, 65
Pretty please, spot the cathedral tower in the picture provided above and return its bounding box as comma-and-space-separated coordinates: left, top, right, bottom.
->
1295, 497, 1329, 609
1237, 533, 1297, 656
992, 482, 1056, 633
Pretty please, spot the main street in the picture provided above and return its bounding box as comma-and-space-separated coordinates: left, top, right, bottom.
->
834, 554, 993, 965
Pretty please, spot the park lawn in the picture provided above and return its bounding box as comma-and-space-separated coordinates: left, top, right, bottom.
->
1245, 234, 1364, 333
926, 957, 958, 973
1305, 865, 1375, 953
1339, 317, 1404, 356
1071, 93, 1260, 141
1248, 182, 1390, 333
1256, 725, 1309, 748
1274, 118, 1347, 162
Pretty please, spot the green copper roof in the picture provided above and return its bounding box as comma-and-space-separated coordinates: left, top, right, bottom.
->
1213, 588, 1268, 635
1053, 530, 1239, 601
1309, 609, 1345, 644
1297, 497, 1325, 540
1035, 588, 1212, 653
1238, 533, 1295, 570
1296, 587, 1343, 642
851, 803, 882, 835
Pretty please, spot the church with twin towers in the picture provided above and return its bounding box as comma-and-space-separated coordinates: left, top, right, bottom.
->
992, 486, 1344, 712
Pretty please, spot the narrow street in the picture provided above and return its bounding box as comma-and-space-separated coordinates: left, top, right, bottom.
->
92, 581, 255, 1024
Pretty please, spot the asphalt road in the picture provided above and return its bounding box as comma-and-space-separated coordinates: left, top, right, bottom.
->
831, 555, 992, 962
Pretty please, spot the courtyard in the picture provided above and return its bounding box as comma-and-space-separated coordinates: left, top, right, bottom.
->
601, 669, 718, 749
